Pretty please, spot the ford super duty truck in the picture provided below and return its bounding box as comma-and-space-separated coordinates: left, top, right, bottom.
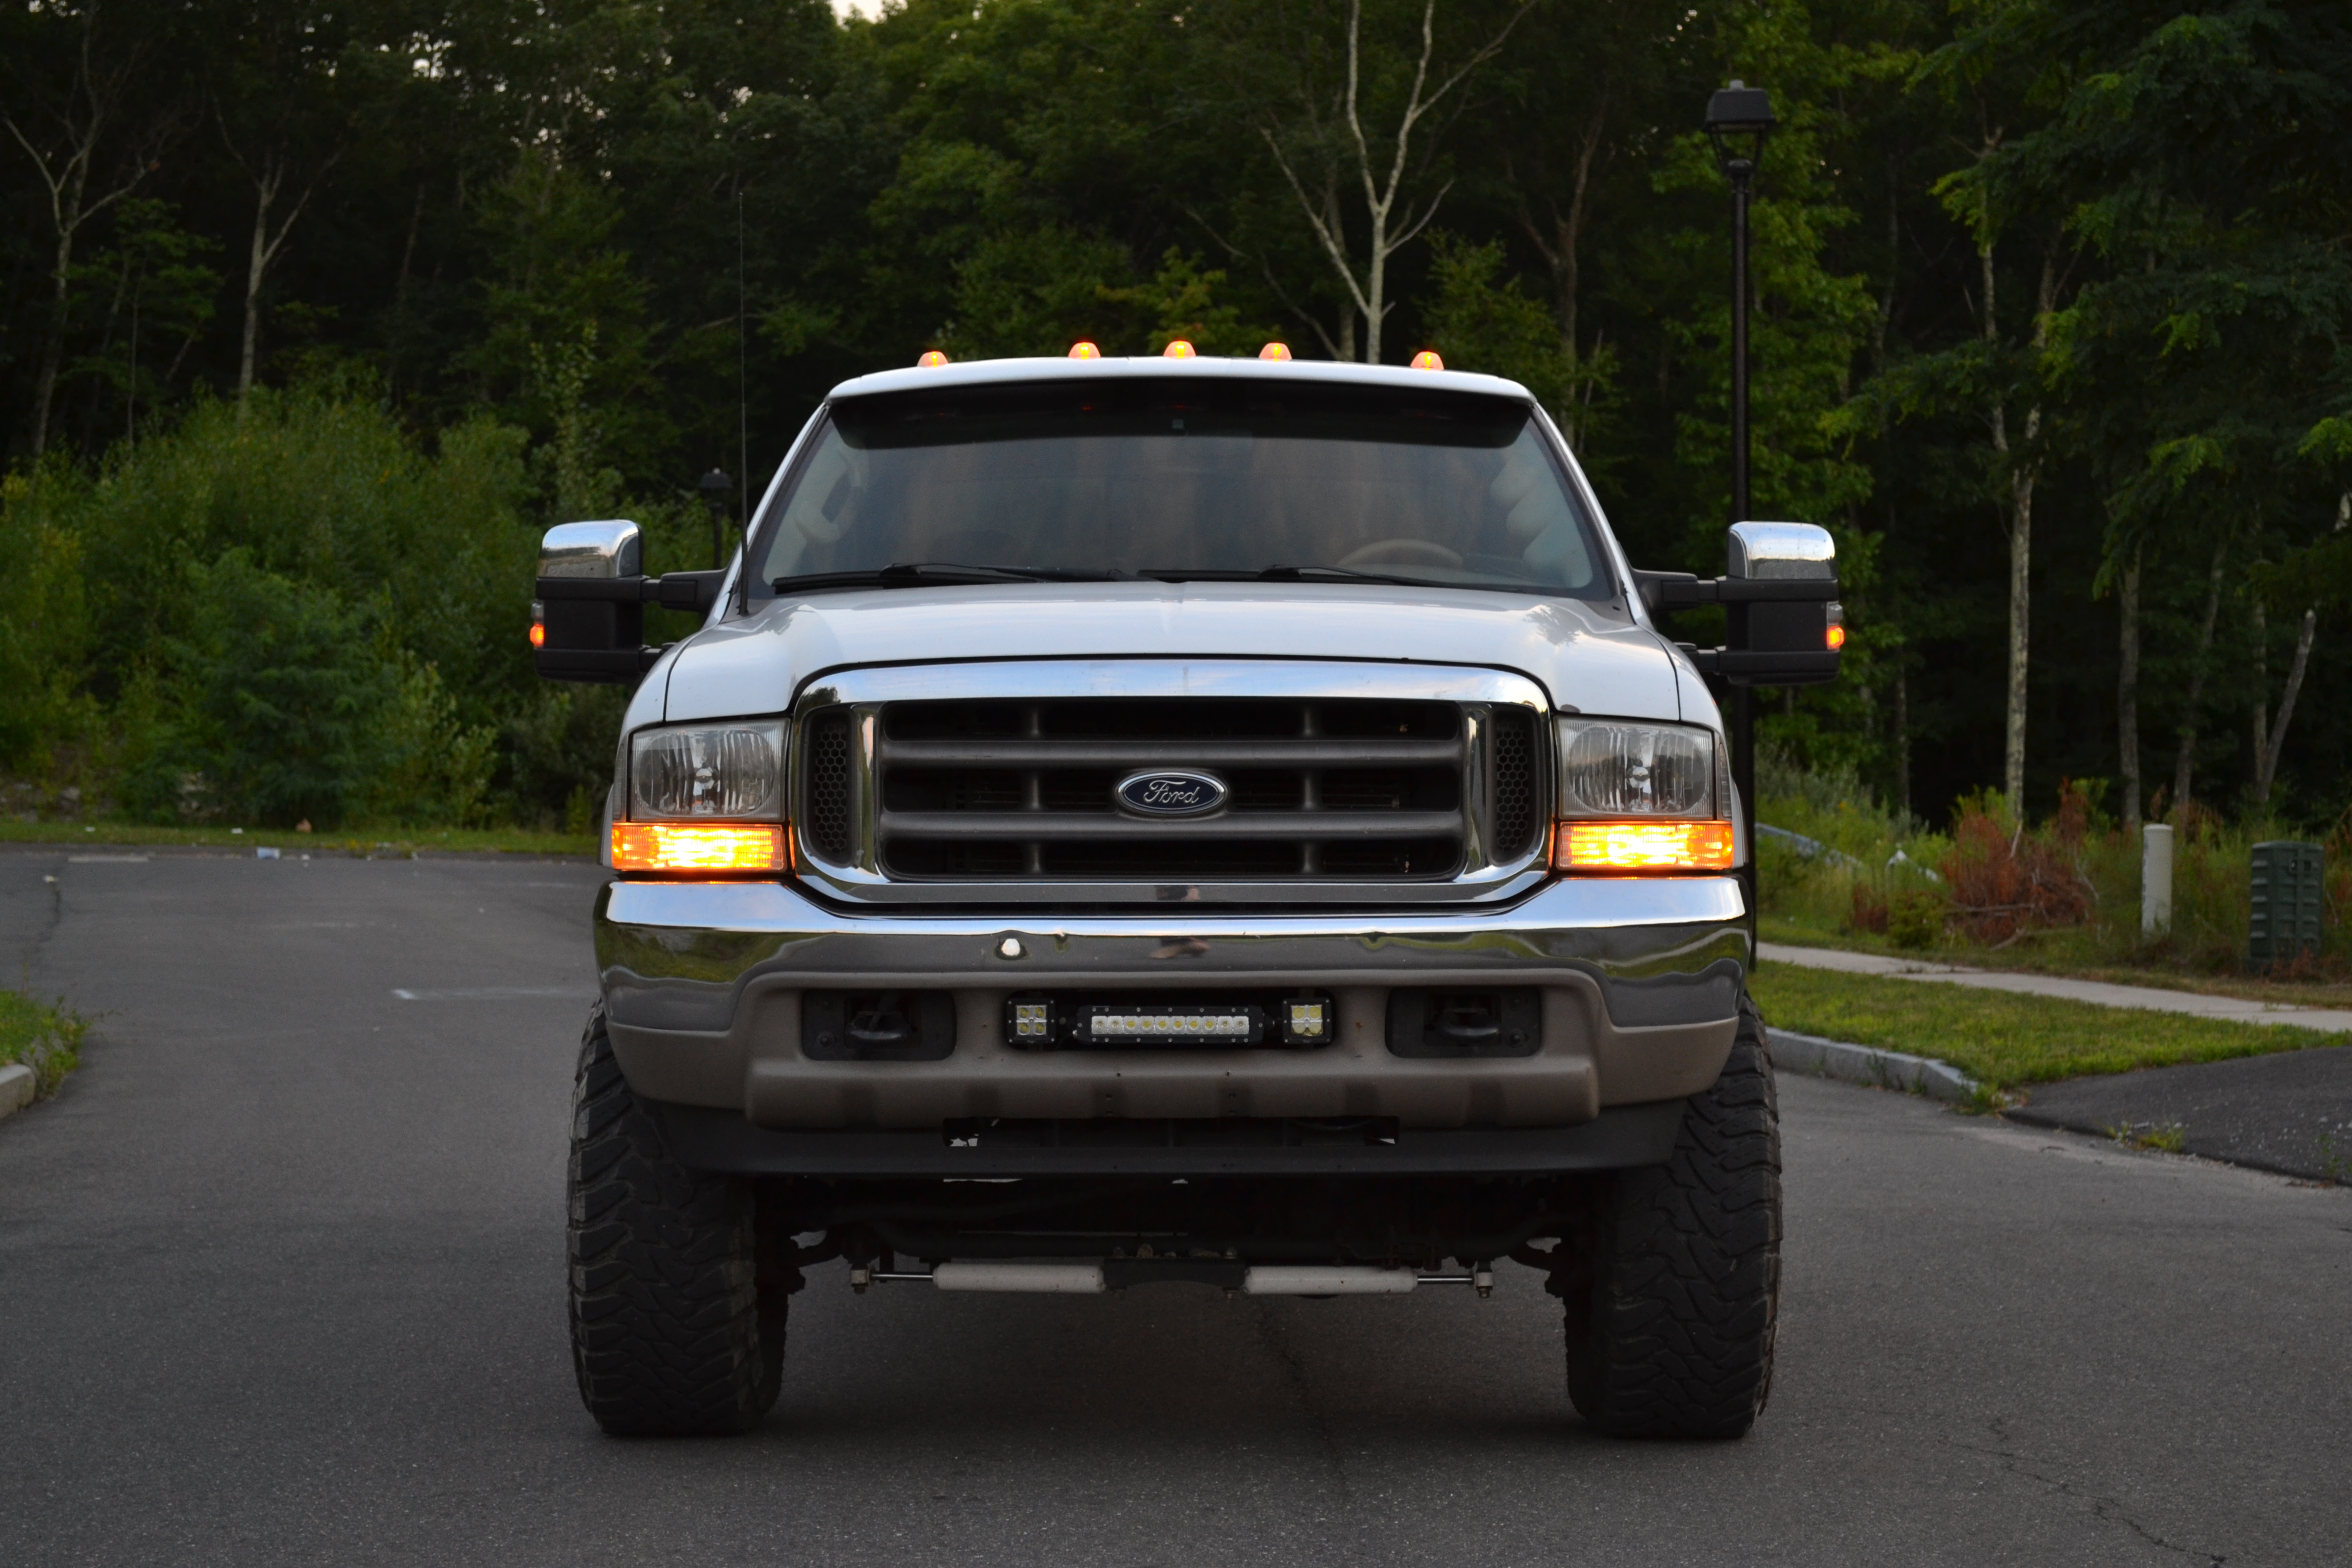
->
531, 347, 1841, 1440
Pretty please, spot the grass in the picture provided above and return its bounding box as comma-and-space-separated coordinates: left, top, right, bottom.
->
0, 819, 594, 857
1748, 963, 2348, 1092
0, 988, 89, 1098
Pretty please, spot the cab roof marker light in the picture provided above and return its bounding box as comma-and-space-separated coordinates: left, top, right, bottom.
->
916, 350, 948, 368
1410, 349, 1444, 370
1068, 341, 1101, 359
1258, 341, 1293, 361
1162, 339, 1196, 359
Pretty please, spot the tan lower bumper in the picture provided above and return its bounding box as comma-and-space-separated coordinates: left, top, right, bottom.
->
607, 975, 1734, 1131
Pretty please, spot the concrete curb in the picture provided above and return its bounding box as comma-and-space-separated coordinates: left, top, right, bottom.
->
1769, 1027, 1980, 1104
0, 1063, 35, 1121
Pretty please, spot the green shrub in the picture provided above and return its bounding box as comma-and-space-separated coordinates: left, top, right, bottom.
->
121, 549, 401, 828
1888, 888, 1945, 949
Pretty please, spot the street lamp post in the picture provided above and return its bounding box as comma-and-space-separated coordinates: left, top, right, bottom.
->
1705, 79, 1775, 921
698, 468, 734, 570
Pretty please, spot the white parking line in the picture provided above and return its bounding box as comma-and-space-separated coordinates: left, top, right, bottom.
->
390, 987, 587, 1001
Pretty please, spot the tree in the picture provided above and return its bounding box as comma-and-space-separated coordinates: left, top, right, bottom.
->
1223, 0, 1534, 362
1, 0, 185, 454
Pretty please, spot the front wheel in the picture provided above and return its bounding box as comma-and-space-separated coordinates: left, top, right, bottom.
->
568, 1005, 785, 1435
1557, 992, 1781, 1438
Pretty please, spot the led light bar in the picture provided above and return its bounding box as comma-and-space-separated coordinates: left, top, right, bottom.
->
1556, 819, 1735, 873
1088, 1009, 1252, 1041
611, 822, 788, 873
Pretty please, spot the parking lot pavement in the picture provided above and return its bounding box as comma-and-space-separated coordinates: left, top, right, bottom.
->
2010, 1044, 2352, 1181
3, 848, 2348, 1567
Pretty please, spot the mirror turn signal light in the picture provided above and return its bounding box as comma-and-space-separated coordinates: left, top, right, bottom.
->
528, 600, 545, 649
1556, 820, 1735, 873
1410, 349, 1444, 370
1259, 341, 1292, 361
1826, 600, 1846, 650
916, 350, 948, 367
1068, 340, 1101, 359
1162, 339, 1196, 358
612, 822, 788, 873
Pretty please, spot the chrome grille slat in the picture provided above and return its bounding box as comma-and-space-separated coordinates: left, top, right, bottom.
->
876, 737, 1465, 767
875, 811, 1466, 841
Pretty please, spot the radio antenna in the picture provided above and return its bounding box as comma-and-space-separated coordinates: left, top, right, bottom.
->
737, 180, 749, 548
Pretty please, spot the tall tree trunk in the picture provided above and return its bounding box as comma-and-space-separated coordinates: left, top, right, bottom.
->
2249, 592, 2268, 791
1893, 665, 1910, 821
1986, 248, 2053, 815
2254, 610, 2316, 806
2117, 545, 2142, 830
2171, 539, 2230, 813
32, 221, 80, 455
238, 162, 279, 406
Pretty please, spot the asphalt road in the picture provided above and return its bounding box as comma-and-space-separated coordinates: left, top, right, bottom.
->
2, 847, 2348, 1567
2012, 1045, 2352, 1182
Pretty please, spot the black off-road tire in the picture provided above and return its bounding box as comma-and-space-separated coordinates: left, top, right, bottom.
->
1557, 992, 1781, 1438
568, 1006, 786, 1436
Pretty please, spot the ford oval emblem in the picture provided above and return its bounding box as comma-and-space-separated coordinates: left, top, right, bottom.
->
1115, 770, 1228, 817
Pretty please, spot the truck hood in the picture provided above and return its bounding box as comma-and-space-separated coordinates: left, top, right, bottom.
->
656, 582, 1702, 725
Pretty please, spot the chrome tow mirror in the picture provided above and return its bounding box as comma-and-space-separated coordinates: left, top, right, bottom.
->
531, 521, 729, 685
1632, 521, 1843, 687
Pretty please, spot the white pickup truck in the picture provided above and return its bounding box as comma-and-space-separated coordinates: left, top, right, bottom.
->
533, 349, 1841, 1439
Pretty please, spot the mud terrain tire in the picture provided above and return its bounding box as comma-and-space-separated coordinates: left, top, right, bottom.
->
1559, 993, 1780, 1438
568, 1006, 785, 1435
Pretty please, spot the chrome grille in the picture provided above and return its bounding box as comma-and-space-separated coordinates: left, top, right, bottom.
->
789, 660, 1552, 907
871, 697, 1464, 881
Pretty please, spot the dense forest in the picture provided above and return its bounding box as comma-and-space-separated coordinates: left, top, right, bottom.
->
1, 0, 2346, 837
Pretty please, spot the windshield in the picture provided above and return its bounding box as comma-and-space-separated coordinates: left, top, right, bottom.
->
749, 377, 1612, 598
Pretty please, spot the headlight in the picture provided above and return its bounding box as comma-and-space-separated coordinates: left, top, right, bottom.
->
1553, 718, 1732, 873
630, 720, 786, 819
618, 720, 789, 874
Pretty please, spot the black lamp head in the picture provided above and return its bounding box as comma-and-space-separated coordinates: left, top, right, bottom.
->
1704, 79, 1775, 172
697, 468, 733, 513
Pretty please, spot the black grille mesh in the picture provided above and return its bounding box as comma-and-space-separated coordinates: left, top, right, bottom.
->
1489, 708, 1537, 859
804, 713, 853, 861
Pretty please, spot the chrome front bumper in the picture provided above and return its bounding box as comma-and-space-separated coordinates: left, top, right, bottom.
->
596, 875, 1749, 1135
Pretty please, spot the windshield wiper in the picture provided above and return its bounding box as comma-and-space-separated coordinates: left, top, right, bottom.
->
772, 562, 1120, 592
1137, 564, 1451, 588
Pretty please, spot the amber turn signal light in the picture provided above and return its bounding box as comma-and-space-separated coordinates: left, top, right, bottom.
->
1556, 820, 1735, 873
611, 822, 788, 873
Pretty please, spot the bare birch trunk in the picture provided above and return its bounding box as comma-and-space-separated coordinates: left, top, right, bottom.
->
2255, 609, 2316, 805
1259, 0, 1529, 361
2250, 594, 2268, 791
238, 160, 281, 406
2117, 545, 2142, 830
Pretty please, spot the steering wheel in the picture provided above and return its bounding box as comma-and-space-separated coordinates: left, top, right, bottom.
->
1333, 538, 1464, 570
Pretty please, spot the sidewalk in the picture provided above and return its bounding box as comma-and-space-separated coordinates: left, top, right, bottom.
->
1759, 942, 2352, 1034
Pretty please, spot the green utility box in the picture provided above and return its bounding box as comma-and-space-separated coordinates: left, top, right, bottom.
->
2248, 840, 2325, 972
